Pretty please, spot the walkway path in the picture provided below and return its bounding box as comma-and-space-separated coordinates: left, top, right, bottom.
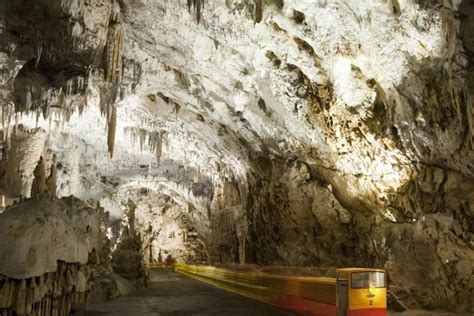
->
84, 270, 294, 316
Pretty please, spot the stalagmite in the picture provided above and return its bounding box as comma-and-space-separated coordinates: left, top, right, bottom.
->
44, 155, 57, 198
31, 156, 46, 198
112, 199, 148, 287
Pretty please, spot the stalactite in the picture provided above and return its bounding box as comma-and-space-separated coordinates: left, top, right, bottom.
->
139, 128, 146, 152
196, 0, 202, 24
254, 0, 263, 24
14, 113, 19, 133
126, 127, 167, 165
107, 106, 117, 158
35, 109, 40, 128
155, 132, 164, 167
2, 103, 14, 142
13, 60, 89, 124
35, 46, 42, 68
194, 166, 201, 183
441, 10, 456, 59
187, 0, 192, 13
130, 61, 142, 94
102, 12, 124, 159
187, 0, 204, 24
103, 23, 124, 84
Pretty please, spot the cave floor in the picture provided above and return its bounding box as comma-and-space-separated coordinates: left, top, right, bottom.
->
84, 270, 463, 316
83, 269, 295, 315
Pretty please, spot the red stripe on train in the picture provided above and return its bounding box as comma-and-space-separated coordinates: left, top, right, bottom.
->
275, 294, 337, 316
348, 308, 387, 316
275, 294, 386, 316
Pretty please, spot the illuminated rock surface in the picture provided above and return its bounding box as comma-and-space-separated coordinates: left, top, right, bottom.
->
0, 0, 472, 313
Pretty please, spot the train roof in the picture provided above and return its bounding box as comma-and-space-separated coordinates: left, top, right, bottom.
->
336, 268, 385, 273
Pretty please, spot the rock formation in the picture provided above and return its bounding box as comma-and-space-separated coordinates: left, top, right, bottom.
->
31, 156, 46, 198
3, 125, 46, 197
31, 154, 58, 199
125, 189, 208, 264
0, 197, 110, 315
111, 199, 148, 287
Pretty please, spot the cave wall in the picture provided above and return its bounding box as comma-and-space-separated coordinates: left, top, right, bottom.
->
207, 158, 474, 311
127, 189, 208, 264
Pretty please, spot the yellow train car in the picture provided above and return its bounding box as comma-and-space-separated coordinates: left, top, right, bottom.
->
171, 264, 387, 316
336, 268, 387, 316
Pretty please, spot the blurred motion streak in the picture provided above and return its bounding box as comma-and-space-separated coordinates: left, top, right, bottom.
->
152, 264, 389, 316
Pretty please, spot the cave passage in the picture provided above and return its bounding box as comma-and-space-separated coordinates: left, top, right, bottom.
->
0, 1, 473, 316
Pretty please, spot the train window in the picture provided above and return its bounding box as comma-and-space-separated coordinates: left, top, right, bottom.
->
337, 271, 349, 280
351, 272, 385, 289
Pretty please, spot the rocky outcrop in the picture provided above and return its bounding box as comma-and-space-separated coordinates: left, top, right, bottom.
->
0, 197, 110, 315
